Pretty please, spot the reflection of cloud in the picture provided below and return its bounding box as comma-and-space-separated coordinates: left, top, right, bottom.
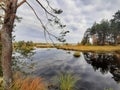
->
14, 0, 120, 43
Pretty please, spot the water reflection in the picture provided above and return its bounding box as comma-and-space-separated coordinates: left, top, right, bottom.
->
16, 48, 120, 90
83, 51, 120, 83
12, 47, 35, 74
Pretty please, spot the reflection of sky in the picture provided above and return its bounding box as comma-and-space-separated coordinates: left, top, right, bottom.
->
15, 0, 120, 43
19, 48, 120, 90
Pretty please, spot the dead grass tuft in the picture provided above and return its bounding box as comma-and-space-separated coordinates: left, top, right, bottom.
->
11, 72, 47, 90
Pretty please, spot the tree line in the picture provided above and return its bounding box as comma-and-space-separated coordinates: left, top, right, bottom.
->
81, 10, 120, 45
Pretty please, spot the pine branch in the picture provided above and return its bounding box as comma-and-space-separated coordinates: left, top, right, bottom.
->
17, 0, 26, 8
36, 0, 56, 17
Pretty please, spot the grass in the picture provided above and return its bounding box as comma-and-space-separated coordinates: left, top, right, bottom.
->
59, 73, 78, 90
73, 51, 81, 57
11, 77, 46, 90
0, 72, 79, 90
0, 72, 47, 90
35, 44, 54, 48
11, 72, 47, 90
34, 43, 120, 52
57, 45, 120, 52
14, 42, 120, 52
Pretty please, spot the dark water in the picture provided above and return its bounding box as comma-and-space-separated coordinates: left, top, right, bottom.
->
18, 48, 120, 90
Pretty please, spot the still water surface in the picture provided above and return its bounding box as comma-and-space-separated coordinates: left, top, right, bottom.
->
18, 48, 120, 90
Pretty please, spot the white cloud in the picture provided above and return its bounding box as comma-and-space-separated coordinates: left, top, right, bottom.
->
14, 0, 120, 43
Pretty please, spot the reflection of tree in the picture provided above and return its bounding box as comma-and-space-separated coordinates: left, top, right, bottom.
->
14, 41, 35, 57
12, 44, 35, 75
83, 52, 120, 83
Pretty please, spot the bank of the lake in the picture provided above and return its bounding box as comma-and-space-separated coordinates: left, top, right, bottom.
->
57, 45, 120, 52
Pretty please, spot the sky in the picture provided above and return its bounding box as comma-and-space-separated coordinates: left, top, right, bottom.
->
14, 0, 120, 43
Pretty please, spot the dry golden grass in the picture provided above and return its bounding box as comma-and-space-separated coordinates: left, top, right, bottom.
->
35, 45, 54, 48
10, 72, 47, 90
57, 45, 120, 52
12, 77, 46, 90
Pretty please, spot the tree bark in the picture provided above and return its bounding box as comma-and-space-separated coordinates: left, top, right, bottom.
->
1, 0, 18, 90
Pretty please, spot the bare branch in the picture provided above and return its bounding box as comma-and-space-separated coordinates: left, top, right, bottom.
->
25, 0, 66, 44
26, 1, 45, 27
45, 0, 54, 10
17, 0, 26, 8
47, 32, 56, 45
36, 0, 56, 17
26, 1, 57, 38
43, 29, 48, 43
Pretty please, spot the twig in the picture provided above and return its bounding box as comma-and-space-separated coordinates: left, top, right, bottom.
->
26, 1, 45, 29
26, 1, 57, 40
17, 0, 26, 8
36, 0, 56, 17
45, 0, 54, 10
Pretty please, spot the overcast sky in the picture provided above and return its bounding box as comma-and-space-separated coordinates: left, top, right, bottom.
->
14, 0, 120, 43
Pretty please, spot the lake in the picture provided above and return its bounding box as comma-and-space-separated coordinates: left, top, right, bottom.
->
16, 48, 120, 90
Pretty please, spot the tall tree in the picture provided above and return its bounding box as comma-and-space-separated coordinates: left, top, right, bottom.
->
99, 20, 110, 45
85, 20, 110, 45
110, 10, 120, 45
81, 28, 91, 45
1, 1, 18, 89
0, 0, 67, 89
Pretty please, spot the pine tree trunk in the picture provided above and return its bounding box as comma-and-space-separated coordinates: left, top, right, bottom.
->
1, 27, 13, 90
1, 0, 18, 90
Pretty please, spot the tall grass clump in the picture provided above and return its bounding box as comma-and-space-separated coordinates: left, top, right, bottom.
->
10, 72, 47, 90
73, 51, 80, 57
59, 73, 78, 90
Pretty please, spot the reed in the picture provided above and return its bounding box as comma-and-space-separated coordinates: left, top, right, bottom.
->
10, 72, 47, 90
59, 73, 78, 90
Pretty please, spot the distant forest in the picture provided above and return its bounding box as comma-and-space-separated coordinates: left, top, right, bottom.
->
81, 10, 120, 45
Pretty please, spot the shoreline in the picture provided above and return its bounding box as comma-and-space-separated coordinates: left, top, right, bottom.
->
35, 45, 120, 52
57, 45, 120, 52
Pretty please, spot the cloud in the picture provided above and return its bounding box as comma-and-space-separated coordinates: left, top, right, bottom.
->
14, 0, 120, 43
